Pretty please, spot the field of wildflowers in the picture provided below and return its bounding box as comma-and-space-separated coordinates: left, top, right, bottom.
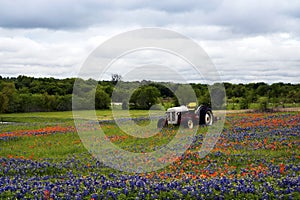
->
0, 111, 299, 199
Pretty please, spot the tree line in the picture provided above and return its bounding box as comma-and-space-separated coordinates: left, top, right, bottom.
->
0, 75, 299, 113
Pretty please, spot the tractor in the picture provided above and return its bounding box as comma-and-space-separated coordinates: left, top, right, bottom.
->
157, 105, 213, 129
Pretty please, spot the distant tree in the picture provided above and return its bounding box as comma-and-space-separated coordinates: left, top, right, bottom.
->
246, 89, 257, 103
0, 75, 299, 113
175, 85, 197, 105
95, 88, 111, 109
29, 94, 44, 112
198, 92, 211, 107
239, 97, 249, 109
258, 97, 269, 111
56, 95, 72, 111
73, 78, 94, 97
104, 85, 114, 97
43, 93, 57, 111
209, 83, 226, 109
229, 97, 238, 110
295, 89, 300, 103
257, 84, 269, 97
73, 94, 94, 110
223, 83, 232, 99
16, 75, 33, 89
130, 86, 160, 109
192, 84, 211, 106
111, 74, 122, 85
0, 92, 8, 113
286, 90, 297, 103
0, 82, 18, 113
149, 83, 174, 98
18, 93, 31, 112
232, 84, 246, 97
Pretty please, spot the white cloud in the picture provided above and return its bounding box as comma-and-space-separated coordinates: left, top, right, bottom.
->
0, 0, 299, 83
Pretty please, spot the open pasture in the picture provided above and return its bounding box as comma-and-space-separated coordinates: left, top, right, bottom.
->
0, 111, 299, 199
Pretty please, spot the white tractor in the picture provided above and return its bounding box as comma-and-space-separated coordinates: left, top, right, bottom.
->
157, 105, 214, 129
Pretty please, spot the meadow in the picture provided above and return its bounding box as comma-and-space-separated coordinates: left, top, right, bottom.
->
0, 110, 299, 199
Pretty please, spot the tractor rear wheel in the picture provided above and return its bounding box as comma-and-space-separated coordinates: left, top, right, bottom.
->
199, 106, 214, 125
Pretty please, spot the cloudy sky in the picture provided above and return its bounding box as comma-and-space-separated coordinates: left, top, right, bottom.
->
0, 0, 299, 83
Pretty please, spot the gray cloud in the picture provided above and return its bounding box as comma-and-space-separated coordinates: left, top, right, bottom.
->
0, 0, 110, 29
0, 0, 299, 83
0, 0, 299, 36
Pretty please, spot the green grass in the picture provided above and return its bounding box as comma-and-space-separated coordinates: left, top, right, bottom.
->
0, 109, 164, 122
0, 110, 185, 160
0, 132, 85, 159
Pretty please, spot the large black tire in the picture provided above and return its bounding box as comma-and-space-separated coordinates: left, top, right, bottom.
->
157, 118, 167, 128
182, 117, 194, 129
199, 106, 214, 125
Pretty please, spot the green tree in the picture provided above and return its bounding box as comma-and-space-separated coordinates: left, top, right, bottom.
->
228, 97, 238, 110
111, 74, 122, 85
175, 85, 197, 105
43, 93, 57, 111
130, 86, 160, 109
258, 97, 269, 111
0, 82, 18, 113
56, 95, 72, 111
239, 97, 249, 109
30, 94, 46, 112
112, 88, 130, 102
149, 83, 174, 98
95, 89, 111, 109
198, 96, 210, 107
209, 83, 226, 109
257, 84, 269, 97
246, 89, 257, 104
19, 93, 32, 112
0, 92, 8, 113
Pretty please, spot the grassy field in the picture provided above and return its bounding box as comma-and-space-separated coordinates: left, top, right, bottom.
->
0, 110, 299, 199
0, 110, 164, 123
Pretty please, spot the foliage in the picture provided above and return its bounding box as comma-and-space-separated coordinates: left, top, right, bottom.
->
0, 76, 299, 113
258, 96, 269, 111
111, 73, 122, 85
130, 85, 160, 109
95, 87, 111, 110
174, 84, 197, 105
239, 97, 249, 109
